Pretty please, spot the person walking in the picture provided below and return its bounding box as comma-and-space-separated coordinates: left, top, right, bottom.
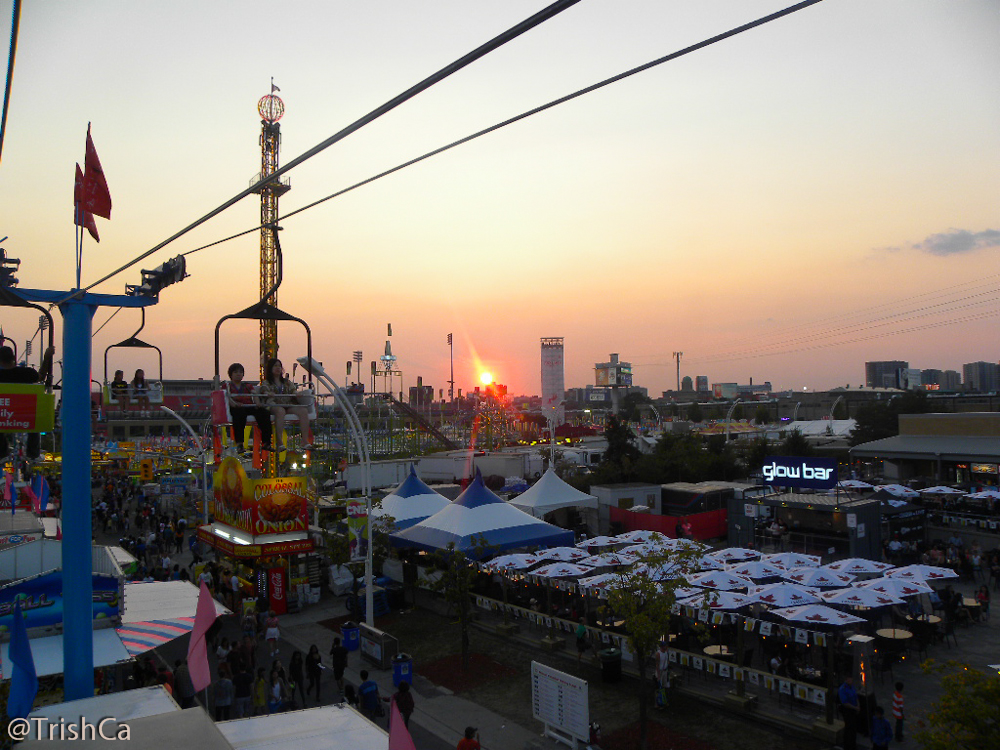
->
264, 610, 281, 657
233, 663, 253, 719
330, 637, 348, 694
267, 669, 287, 714
838, 675, 860, 750
391, 681, 415, 728
457, 727, 481, 750
305, 645, 323, 704
357, 670, 382, 723
214, 664, 234, 721
892, 681, 905, 742
289, 651, 307, 709
653, 640, 671, 709
870, 706, 893, 750
252, 668, 268, 716
174, 660, 197, 709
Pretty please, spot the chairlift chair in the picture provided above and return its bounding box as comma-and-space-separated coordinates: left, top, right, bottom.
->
0, 288, 56, 433
102, 309, 164, 406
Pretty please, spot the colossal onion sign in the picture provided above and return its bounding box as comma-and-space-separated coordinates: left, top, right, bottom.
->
214, 456, 309, 535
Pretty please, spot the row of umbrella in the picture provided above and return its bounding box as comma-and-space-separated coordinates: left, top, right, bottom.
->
838, 480, 1000, 501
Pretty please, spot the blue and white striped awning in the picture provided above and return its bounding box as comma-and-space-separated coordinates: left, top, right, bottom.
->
116, 618, 195, 656
373, 465, 450, 530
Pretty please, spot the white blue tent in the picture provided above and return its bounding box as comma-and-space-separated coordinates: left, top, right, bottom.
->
372, 465, 450, 530
389, 470, 573, 558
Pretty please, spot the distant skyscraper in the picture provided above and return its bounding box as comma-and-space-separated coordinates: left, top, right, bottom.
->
941, 370, 962, 391
540, 338, 565, 425
681, 376, 693, 392
962, 361, 1000, 393
865, 361, 908, 388
921, 368, 943, 387
695, 376, 709, 392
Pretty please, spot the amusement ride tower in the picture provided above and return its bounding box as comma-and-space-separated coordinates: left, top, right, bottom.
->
251, 85, 291, 375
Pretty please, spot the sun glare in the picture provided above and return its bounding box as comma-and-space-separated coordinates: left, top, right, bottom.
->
480, 372, 493, 385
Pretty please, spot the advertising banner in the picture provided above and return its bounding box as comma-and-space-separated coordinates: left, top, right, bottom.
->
267, 566, 287, 615
761, 456, 838, 490
0, 384, 55, 433
214, 457, 309, 535
0, 571, 120, 631
346, 499, 368, 562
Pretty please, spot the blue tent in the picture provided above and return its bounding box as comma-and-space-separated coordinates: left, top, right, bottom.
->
389, 470, 573, 558
373, 465, 450, 530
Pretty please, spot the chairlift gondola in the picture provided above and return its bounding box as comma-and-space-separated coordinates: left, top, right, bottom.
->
102, 308, 164, 407
0, 288, 56, 434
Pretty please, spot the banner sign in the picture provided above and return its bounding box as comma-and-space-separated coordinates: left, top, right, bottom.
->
0, 571, 119, 631
0, 384, 55, 433
268, 566, 287, 615
346, 499, 368, 562
197, 527, 313, 559
214, 457, 309, 535
762, 456, 838, 490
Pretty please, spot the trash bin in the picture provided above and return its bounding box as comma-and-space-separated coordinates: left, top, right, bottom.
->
341, 621, 360, 652
599, 648, 621, 684
392, 653, 413, 687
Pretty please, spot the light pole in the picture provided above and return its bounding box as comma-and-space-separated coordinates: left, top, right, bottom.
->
159, 406, 209, 523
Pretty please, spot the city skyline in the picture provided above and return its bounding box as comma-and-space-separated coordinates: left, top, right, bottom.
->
1, 1, 997, 396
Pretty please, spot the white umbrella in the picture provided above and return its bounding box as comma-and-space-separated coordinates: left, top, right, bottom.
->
485, 553, 541, 571
838, 479, 873, 490
706, 547, 761, 564
575, 535, 621, 549
748, 582, 822, 607
687, 571, 753, 591
877, 484, 920, 498
824, 558, 895, 575
782, 567, 855, 588
633, 562, 688, 581
661, 584, 702, 600
618, 543, 669, 559
578, 553, 629, 568
726, 560, 786, 580
535, 546, 589, 562
614, 530, 670, 545
763, 551, 821, 568
691, 554, 727, 571
662, 538, 709, 553
680, 590, 753, 610
772, 604, 866, 626
820, 588, 903, 608
531, 562, 592, 578
919, 485, 965, 495
577, 573, 621, 591
885, 564, 959, 582
966, 490, 1000, 500
854, 578, 932, 597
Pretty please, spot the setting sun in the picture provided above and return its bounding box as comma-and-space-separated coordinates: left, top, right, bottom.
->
480, 372, 493, 385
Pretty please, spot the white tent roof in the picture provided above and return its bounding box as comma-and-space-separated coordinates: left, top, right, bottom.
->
1, 628, 132, 679
372, 465, 450, 529
508, 468, 598, 518
123, 580, 230, 623
218, 705, 388, 750
26, 686, 179, 738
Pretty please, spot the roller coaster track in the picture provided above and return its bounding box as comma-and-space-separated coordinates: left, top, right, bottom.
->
383, 394, 459, 450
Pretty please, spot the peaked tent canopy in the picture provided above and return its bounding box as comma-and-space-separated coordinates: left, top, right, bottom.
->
508, 468, 598, 518
389, 470, 573, 558
372, 465, 450, 530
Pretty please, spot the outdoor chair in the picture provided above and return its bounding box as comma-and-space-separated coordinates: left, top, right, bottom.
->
873, 650, 896, 684
939, 619, 958, 649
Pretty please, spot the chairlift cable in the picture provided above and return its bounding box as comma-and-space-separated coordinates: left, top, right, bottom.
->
0, 0, 21, 166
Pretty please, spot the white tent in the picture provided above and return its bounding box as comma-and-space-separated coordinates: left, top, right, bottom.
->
508, 468, 598, 518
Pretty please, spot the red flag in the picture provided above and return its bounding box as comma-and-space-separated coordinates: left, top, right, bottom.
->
73, 164, 100, 242
82, 125, 112, 219
186, 581, 217, 693
387, 698, 416, 750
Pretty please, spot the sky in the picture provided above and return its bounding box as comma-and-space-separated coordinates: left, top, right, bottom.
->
1, 0, 997, 398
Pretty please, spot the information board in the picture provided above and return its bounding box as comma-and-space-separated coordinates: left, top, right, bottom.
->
531, 661, 589, 748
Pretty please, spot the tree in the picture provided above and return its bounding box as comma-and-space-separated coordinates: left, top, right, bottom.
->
604, 542, 704, 750
916, 660, 1000, 749
686, 403, 703, 423
429, 535, 495, 671
754, 405, 772, 425
778, 429, 814, 457
850, 391, 934, 446
595, 416, 641, 483
621, 392, 653, 423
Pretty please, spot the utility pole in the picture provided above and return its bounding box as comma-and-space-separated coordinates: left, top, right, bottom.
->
673, 351, 683, 391
447, 333, 454, 405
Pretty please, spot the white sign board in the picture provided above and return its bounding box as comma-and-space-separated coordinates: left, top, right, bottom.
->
744, 504, 758, 518
856, 523, 866, 539
846, 513, 857, 529
531, 661, 589, 748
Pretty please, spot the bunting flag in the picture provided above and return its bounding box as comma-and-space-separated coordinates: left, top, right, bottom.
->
74, 163, 100, 242
387, 698, 416, 750
81, 124, 112, 219
7, 600, 38, 719
186, 582, 217, 693
30, 475, 49, 513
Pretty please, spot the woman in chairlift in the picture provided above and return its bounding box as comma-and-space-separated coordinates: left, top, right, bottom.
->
132, 368, 151, 416
260, 358, 314, 451
225, 363, 273, 455
110, 369, 130, 413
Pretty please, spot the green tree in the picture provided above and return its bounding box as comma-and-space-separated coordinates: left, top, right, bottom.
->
429, 535, 494, 671
621, 392, 653, 422
604, 543, 704, 750
595, 416, 641, 483
850, 391, 933, 446
743, 437, 771, 475
778, 429, 814, 457
916, 661, 1000, 749
687, 403, 704, 423
754, 405, 772, 425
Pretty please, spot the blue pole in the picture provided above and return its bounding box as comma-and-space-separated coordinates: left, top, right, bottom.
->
60, 298, 96, 700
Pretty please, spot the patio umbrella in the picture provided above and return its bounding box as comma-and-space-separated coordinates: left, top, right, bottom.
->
680, 590, 753, 610
661, 584, 702, 600
575, 535, 621, 549
691, 554, 727, 571
853, 578, 932, 598
763, 551, 821, 568
706, 547, 761, 564
747, 582, 822, 607
966, 490, 1000, 500
686, 571, 753, 591
725, 560, 787, 580
919, 486, 965, 495
772, 604, 866, 626
633, 562, 688, 581
824, 558, 895, 576
535, 546, 589, 562
782, 567, 855, 588
877, 484, 920, 498
618, 543, 670, 559
531, 562, 593, 578
820, 588, 903, 607
578, 553, 629, 568
885, 564, 959, 582
577, 572, 621, 592
662, 538, 709, 553
837, 479, 873, 490
614, 530, 670, 545
485, 553, 541, 571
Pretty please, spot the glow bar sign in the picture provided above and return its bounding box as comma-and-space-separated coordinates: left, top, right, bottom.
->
762, 456, 837, 490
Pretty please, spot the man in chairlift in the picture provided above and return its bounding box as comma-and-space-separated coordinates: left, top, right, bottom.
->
0, 344, 54, 461
225, 363, 273, 456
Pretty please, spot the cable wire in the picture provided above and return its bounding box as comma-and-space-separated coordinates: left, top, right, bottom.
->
0, 0, 21, 165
